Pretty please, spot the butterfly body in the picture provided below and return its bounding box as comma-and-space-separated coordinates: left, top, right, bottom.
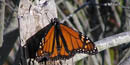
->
25, 18, 98, 62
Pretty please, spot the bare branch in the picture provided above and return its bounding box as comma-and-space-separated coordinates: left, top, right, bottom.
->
18, 0, 57, 46
18, 0, 57, 64
125, 0, 130, 31
118, 56, 130, 65
0, 0, 5, 47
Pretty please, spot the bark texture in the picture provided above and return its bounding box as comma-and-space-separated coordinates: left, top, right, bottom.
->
18, 0, 57, 46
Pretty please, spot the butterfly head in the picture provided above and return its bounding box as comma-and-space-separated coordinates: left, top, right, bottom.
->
50, 18, 60, 25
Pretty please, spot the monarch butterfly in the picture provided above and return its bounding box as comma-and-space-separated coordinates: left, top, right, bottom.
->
25, 18, 98, 62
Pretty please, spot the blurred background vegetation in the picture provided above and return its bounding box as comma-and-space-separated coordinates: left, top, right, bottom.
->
0, 0, 130, 65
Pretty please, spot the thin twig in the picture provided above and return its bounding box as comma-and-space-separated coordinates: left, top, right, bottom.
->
0, 0, 5, 47
118, 56, 130, 65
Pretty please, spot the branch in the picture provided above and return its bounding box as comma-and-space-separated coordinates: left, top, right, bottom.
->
125, 0, 130, 31
65, 31, 130, 65
18, 0, 57, 46
116, 1, 130, 65
118, 56, 130, 65
0, 28, 19, 65
0, 0, 5, 47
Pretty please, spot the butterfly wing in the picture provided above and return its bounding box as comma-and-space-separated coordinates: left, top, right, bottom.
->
36, 24, 72, 60
37, 25, 55, 56
36, 19, 98, 61
25, 21, 54, 59
59, 24, 98, 55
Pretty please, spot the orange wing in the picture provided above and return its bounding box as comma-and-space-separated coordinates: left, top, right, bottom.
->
60, 24, 98, 55
37, 25, 55, 58
36, 23, 97, 61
